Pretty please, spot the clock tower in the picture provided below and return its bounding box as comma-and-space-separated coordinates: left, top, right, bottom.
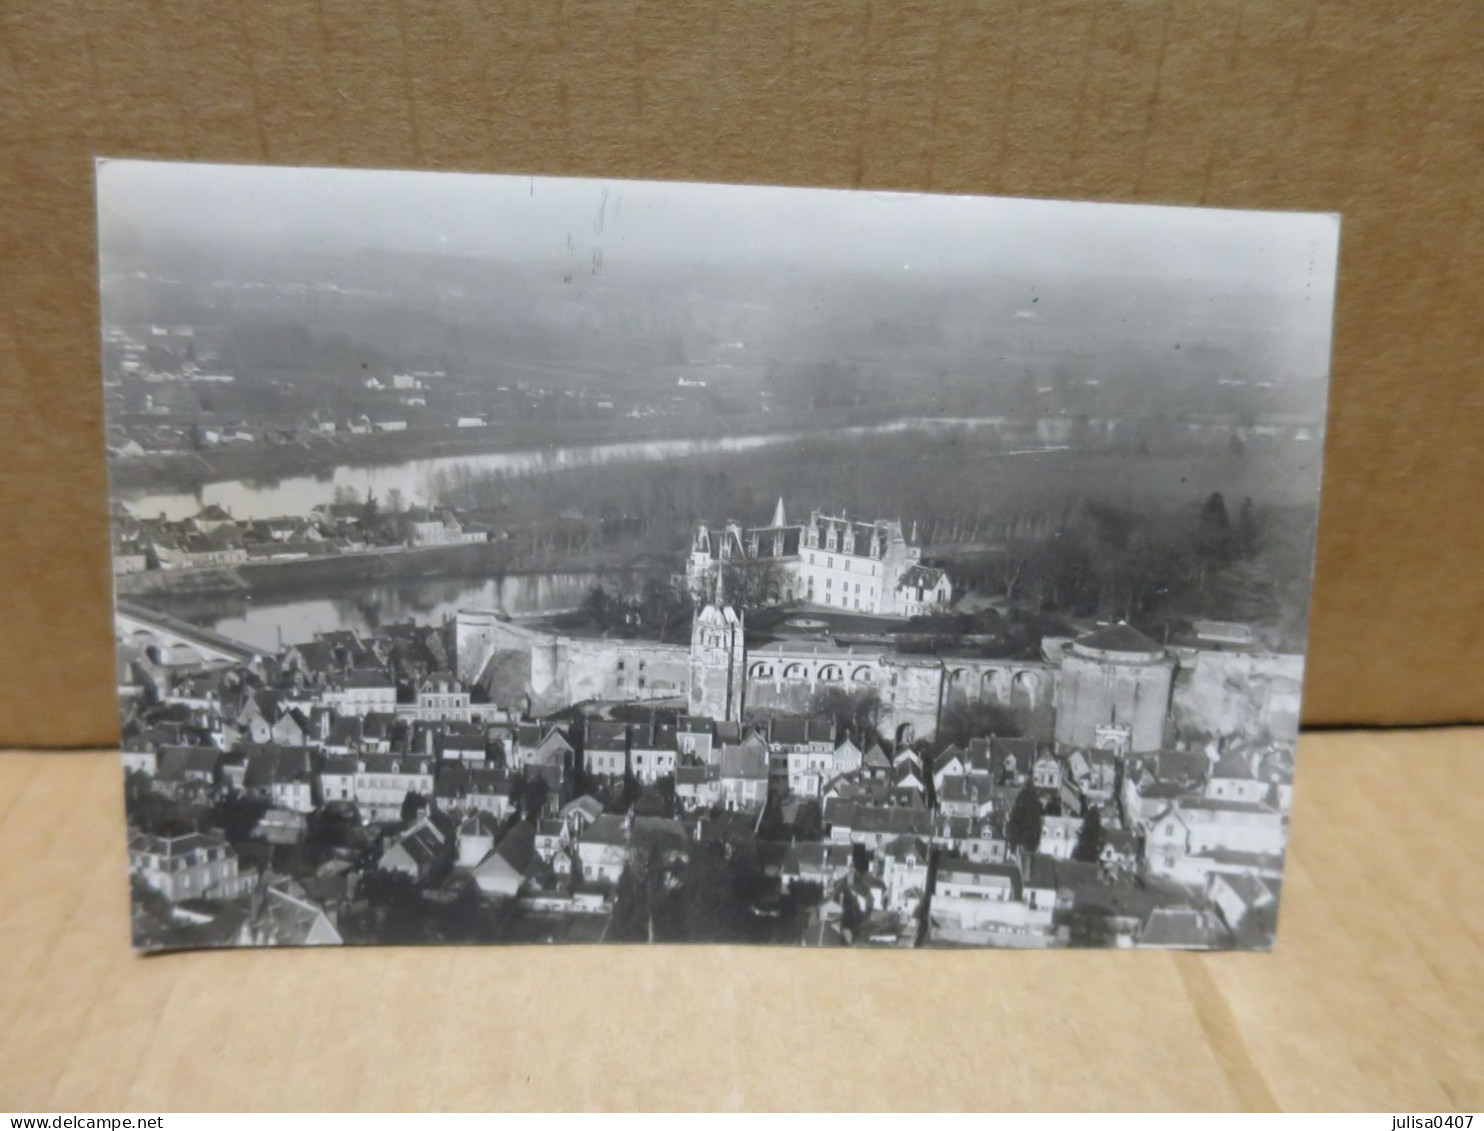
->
689, 600, 745, 722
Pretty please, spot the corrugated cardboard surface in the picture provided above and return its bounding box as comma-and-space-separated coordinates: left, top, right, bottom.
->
0, 729, 1479, 1110
1, 2, 1481, 747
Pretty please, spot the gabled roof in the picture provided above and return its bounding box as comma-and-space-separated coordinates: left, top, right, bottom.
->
881, 836, 928, 862
385, 824, 446, 868
156, 745, 222, 780
416, 670, 462, 695
628, 720, 670, 752
441, 731, 486, 754
1211, 749, 1257, 780
720, 745, 768, 781
586, 720, 628, 752
289, 640, 338, 675
825, 801, 931, 838
1140, 908, 1214, 948
1025, 853, 1101, 892
932, 745, 967, 773
238, 745, 313, 788
630, 816, 690, 853
248, 887, 341, 946
459, 812, 499, 839
561, 795, 605, 823
781, 842, 852, 876
1215, 872, 1274, 907
938, 775, 989, 805
583, 814, 629, 846
466, 767, 511, 795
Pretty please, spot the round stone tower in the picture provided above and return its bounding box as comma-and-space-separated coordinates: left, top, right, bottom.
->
1053, 623, 1174, 754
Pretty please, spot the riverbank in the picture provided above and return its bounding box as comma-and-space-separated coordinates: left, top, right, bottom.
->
116, 538, 676, 603
107, 405, 914, 496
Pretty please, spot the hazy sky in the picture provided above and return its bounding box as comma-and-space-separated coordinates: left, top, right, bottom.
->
98, 159, 1339, 301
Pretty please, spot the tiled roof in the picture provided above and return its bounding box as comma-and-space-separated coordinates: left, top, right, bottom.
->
782, 842, 852, 875
720, 745, 768, 781
769, 718, 809, 746
1140, 908, 1213, 948
322, 718, 362, 745
881, 835, 928, 861
155, 745, 221, 780
459, 812, 499, 839
584, 814, 628, 846
561, 795, 604, 822
826, 802, 931, 838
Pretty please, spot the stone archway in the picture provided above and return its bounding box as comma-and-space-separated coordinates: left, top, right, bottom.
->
1011, 670, 1040, 712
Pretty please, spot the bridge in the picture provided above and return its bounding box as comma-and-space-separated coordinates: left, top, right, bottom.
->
115, 599, 264, 667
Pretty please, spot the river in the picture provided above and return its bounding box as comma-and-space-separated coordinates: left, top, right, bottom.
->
114, 416, 1011, 522
158, 571, 623, 653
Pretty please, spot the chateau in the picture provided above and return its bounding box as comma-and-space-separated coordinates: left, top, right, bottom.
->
455, 601, 1303, 755
687, 499, 952, 618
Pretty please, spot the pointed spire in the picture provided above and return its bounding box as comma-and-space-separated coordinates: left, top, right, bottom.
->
770, 496, 787, 528
909, 520, 919, 543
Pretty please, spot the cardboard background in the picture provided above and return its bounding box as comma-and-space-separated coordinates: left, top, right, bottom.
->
1, 729, 1480, 1110
1, 1, 1481, 748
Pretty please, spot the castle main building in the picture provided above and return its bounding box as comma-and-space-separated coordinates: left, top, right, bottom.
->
687, 499, 951, 618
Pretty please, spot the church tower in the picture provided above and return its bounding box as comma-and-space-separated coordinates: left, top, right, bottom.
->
688, 576, 745, 722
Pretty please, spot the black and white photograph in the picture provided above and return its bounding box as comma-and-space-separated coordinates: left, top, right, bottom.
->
99, 160, 1338, 953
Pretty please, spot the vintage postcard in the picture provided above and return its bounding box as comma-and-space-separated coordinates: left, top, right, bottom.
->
99, 160, 1338, 951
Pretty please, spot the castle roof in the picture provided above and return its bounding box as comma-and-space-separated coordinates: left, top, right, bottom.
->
1074, 623, 1163, 656
897, 564, 946, 590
